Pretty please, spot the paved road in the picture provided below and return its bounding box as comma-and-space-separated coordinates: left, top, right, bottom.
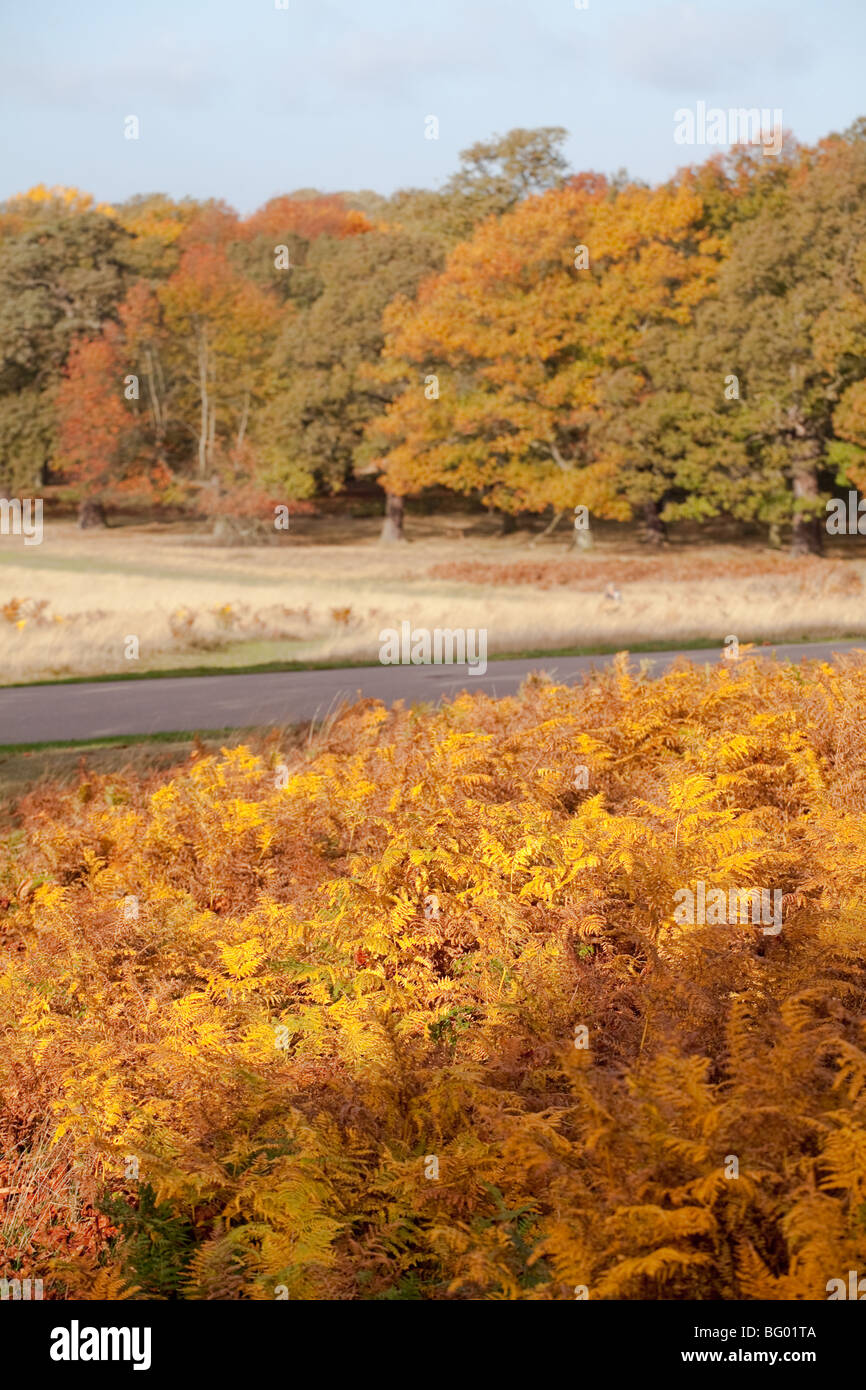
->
0, 639, 863, 746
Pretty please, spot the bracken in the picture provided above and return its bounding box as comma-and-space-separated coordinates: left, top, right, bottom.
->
1, 654, 865, 1300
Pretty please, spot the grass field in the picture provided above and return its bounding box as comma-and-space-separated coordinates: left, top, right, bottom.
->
0, 732, 255, 826
1, 515, 865, 685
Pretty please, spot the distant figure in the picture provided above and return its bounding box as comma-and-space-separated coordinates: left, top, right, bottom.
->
604, 583, 622, 604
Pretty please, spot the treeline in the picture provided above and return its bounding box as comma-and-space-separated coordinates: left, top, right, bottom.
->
2, 122, 866, 553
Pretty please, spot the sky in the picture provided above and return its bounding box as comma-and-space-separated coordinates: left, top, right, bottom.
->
0, 0, 863, 213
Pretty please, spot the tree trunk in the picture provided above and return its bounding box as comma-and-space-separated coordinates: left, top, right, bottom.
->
639, 498, 668, 547
198, 333, 209, 478
790, 450, 824, 556
78, 497, 107, 529
207, 471, 225, 540
380, 491, 406, 543
236, 391, 250, 449
498, 509, 518, 536
529, 508, 565, 546
144, 347, 165, 446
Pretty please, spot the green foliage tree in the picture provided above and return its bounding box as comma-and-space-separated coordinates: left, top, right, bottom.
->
384, 126, 572, 252
259, 227, 446, 527
443, 126, 569, 208
0, 203, 130, 491
682, 131, 866, 553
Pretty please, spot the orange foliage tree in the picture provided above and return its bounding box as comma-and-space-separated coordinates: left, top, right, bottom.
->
56, 327, 168, 519
362, 176, 722, 525
158, 244, 281, 482
241, 194, 373, 242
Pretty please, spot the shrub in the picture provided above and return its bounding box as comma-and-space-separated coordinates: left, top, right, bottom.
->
2, 655, 865, 1299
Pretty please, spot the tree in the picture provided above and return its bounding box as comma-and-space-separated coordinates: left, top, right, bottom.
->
117, 282, 174, 472
364, 177, 720, 531
158, 245, 280, 485
364, 180, 606, 525
114, 193, 207, 281
384, 127, 572, 252
231, 194, 375, 313
577, 181, 725, 543
242, 193, 373, 243
258, 226, 446, 535
56, 327, 158, 522
0, 201, 130, 492
684, 130, 866, 553
674, 137, 799, 239
814, 241, 866, 493
444, 126, 569, 207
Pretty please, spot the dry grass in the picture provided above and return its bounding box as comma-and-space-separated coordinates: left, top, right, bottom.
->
0, 736, 252, 824
1, 520, 865, 683
426, 551, 862, 589
0, 1118, 106, 1283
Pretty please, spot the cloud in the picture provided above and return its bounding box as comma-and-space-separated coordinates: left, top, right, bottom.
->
0, 37, 225, 112
608, 3, 816, 92
317, 1, 587, 98
326, 29, 474, 95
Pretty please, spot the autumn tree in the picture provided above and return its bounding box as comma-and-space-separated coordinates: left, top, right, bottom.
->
684, 128, 866, 554
588, 145, 802, 544
364, 177, 721, 535
228, 194, 374, 328
576, 182, 725, 543
811, 129, 866, 493
55, 278, 188, 522
0, 196, 130, 493
158, 244, 280, 490
56, 328, 158, 523
114, 193, 209, 282
116, 282, 175, 472
675, 137, 799, 239
383, 126, 572, 254
242, 192, 372, 244
258, 226, 446, 527
442, 126, 569, 223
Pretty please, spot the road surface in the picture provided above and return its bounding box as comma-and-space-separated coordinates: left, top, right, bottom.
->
0, 639, 863, 746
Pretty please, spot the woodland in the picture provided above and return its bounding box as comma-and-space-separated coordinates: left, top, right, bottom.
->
2, 121, 866, 553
